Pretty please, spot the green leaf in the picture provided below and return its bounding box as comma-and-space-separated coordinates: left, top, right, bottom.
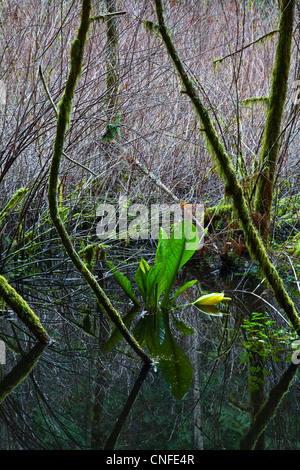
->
171, 279, 198, 305
159, 327, 193, 399
171, 313, 195, 335
134, 259, 150, 302
154, 226, 169, 264
107, 262, 140, 306
146, 261, 167, 309
144, 315, 162, 356
161, 222, 199, 307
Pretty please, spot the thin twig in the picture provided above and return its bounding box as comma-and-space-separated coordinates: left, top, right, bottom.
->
91, 11, 127, 22
213, 29, 279, 64
39, 64, 97, 177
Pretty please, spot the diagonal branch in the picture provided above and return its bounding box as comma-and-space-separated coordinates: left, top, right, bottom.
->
48, 0, 151, 365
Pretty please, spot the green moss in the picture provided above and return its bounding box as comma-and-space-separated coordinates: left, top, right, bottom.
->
79, 244, 96, 271
240, 96, 269, 108
144, 20, 160, 36
0, 275, 50, 343
0, 187, 28, 227
254, 0, 296, 238
239, 362, 299, 449
101, 111, 121, 142
0, 342, 47, 404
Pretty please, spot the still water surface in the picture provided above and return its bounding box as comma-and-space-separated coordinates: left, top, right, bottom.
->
0, 255, 299, 450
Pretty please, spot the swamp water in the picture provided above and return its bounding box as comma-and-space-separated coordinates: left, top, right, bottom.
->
0, 253, 300, 450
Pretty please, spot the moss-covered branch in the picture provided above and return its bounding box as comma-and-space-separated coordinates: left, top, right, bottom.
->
238, 362, 299, 449
254, 0, 295, 237
0, 276, 50, 344
0, 188, 28, 228
213, 29, 278, 65
0, 342, 47, 404
153, 0, 300, 336
104, 362, 151, 449
48, 0, 150, 365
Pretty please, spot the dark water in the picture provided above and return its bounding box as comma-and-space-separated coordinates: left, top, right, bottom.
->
0, 254, 300, 450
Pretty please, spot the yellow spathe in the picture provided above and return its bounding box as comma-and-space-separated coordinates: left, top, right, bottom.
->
194, 292, 231, 306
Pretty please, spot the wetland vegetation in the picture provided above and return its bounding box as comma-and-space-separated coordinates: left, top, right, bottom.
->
0, 0, 299, 450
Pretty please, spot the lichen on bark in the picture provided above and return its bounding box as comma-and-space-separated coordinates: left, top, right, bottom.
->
254, 0, 296, 239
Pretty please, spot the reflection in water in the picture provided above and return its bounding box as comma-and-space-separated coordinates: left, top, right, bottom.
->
0, 342, 47, 405
0, 257, 299, 450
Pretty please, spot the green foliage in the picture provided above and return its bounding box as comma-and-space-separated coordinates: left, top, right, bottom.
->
241, 312, 290, 362
107, 221, 199, 313
101, 111, 121, 142
240, 96, 269, 108
0, 188, 28, 228
105, 220, 199, 399
79, 244, 97, 271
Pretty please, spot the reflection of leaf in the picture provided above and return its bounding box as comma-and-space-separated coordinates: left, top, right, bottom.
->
104, 306, 139, 351
144, 316, 162, 356
159, 313, 193, 399
195, 305, 223, 316
133, 317, 146, 347
107, 262, 140, 306
171, 313, 195, 335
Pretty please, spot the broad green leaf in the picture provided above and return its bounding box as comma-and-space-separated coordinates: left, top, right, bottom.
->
144, 316, 162, 356
161, 222, 199, 307
154, 226, 169, 264
134, 264, 149, 302
171, 279, 198, 305
159, 325, 193, 399
161, 238, 186, 306
171, 313, 195, 335
146, 261, 167, 308
107, 262, 140, 306
173, 221, 199, 271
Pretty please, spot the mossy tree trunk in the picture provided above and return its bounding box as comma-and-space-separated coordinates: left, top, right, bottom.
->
101, 0, 121, 142
254, 0, 296, 240
248, 353, 265, 449
238, 362, 299, 450
48, 0, 150, 365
